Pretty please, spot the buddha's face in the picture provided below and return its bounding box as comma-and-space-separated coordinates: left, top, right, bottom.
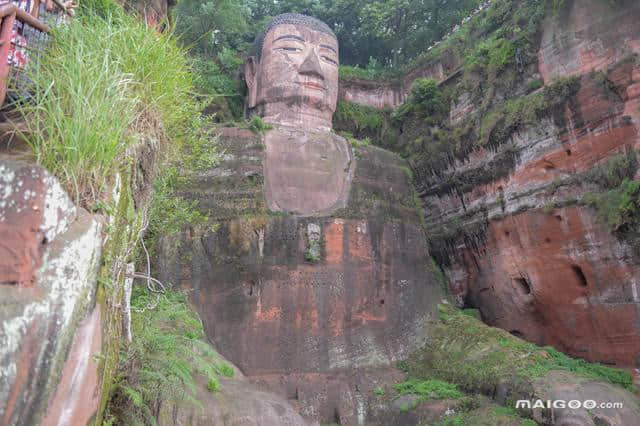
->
245, 23, 339, 130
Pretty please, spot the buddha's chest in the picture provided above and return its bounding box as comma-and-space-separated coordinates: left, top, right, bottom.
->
262, 128, 354, 216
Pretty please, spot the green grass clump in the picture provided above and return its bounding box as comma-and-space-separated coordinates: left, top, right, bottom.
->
394, 378, 463, 400
373, 386, 385, 396
15, 4, 210, 206
207, 377, 220, 392
247, 115, 273, 135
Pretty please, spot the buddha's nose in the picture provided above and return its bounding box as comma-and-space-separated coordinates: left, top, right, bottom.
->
299, 49, 324, 80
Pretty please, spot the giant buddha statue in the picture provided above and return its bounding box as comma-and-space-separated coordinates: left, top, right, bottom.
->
158, 13, 444, 424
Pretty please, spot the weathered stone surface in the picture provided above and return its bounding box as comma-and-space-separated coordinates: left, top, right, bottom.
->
41, 306, 102, 426
451, 207, 640, 367
158, 374, 309, 426
0, 161, 76, 287
532, 370, 640, 426
245, 15, 340, 131
0, 161, 102, 426
537, 0, 640, 85
337, 49, 461, 110
264, 127, 353, 216
158, 127, 443, 423
339, 78, 405, 110
417, 54, 640, 370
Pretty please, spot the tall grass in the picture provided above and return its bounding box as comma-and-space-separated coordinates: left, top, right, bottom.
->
14, 6, 208, 205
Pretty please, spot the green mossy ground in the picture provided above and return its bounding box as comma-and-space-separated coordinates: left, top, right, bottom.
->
402, 305, 635, 396
372, 304, 634, 423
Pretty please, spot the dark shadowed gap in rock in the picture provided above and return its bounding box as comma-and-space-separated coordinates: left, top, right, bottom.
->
333, 407, 341, 424
513, 277, 531, 295
380, 299, 384, 305
510, 330, 524, 338
571, 265, 588, 287
555, 215, 563, 221
566, 149, 572, 156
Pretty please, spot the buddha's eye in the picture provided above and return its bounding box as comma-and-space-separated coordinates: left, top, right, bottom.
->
322, 56, 338, 66
277, 47, 301, 53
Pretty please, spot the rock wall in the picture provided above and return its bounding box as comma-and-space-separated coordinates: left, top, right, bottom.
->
0, 161, 102, 426
157, 127, 445, 423
431, 0, 640, 369
338, 43, 462, 109
337, 0, 640, 372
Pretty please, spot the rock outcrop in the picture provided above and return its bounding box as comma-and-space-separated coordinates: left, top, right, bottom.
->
429, 0, 640, 370
335, 0, 640, 374
0, 161, 102, 425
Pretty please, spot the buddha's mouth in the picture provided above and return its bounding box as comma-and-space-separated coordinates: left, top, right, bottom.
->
299, 81, 326, 91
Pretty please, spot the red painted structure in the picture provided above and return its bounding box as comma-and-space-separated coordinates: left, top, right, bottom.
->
0, 0, 70, 105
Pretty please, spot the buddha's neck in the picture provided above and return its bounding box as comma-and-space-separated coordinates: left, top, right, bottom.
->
255, 102, 333, 132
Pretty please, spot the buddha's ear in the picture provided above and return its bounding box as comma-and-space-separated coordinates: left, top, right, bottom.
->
244, 57, 258, 109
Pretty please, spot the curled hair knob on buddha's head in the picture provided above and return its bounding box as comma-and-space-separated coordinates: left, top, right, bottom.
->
244, 13, 339, 131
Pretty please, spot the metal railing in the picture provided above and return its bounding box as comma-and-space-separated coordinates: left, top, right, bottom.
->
0, 0, 71, 105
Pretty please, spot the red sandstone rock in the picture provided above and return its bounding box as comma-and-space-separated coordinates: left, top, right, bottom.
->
41, 306, 102, 426
426, 2, 640, 370
158, 129, 443, 424
0, 160, 102, 425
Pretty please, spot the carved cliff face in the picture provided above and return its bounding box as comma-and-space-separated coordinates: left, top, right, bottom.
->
245, 22, 339, 131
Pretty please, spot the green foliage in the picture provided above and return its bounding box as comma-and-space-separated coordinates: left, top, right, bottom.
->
373, 386, 385, 396
411, 78, 447, 114
80, 0, 121, 17
247, 115, 273, 134
585, 152, 638, 190
525, 346, 635, 391
526, 79, 544, 93
15, 5, 207, 206
443, 404, 537, 426
404, 304, 636, 397
216, 362, 235, 377
581, 151, 640, 232
394, 378, 463, 400
147, 166, 209, 239
207, 376, 220, 392
396, 78, 447, 119
431, 258, 449, 296
465, 37, 515, 75
247, 0, 483, 67
585, 179, 640, 232
334, 101, 386, 133
174, 0, 248, 57
109, 287, 232, 423
479, 76, 581, 147
339, 64, 401, 81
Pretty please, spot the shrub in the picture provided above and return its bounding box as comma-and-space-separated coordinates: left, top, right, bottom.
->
110, 287, 231, 423
247, 115, 273, 134
585, 179, 640, 232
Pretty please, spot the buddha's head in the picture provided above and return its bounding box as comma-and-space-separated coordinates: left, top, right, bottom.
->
245, 13, 339, 131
